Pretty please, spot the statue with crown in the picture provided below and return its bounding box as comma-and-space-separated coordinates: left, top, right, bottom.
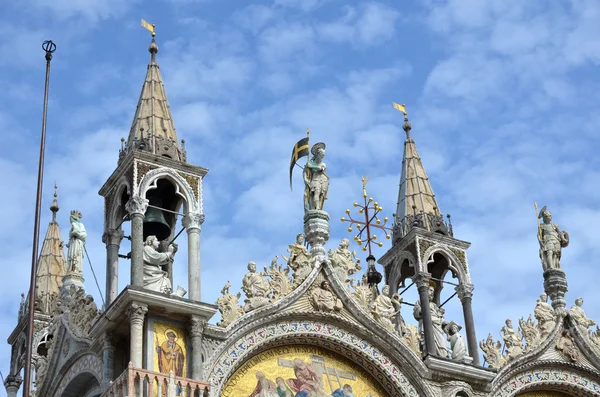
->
63, 210, 87, 289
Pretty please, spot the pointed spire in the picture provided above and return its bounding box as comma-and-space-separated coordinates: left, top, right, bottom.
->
393, 114, 448, 241
124, 35, 185, 162
35, 187, 66, 314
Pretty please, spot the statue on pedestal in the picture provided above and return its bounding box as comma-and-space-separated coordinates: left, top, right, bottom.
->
413, 283, 448, 357
444, 321, 468, 361
310, 281, 342, 312
534, 293, 556, 338
242, 261, 270, 312
372, 285, 402, 334
537, 206, 569, 271
66, 211, 87, 275
328, 238, 361, 283
570, 297, 596, 332
143, 235, 186, 297
284, 234, 312, 285
500, 319, 523, 360
303, 142, 329, 212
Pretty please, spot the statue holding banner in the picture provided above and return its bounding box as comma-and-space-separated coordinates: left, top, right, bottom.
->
303, 142, 329, 212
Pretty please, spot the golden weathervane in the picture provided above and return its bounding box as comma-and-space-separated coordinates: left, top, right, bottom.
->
142, 19, 156, 37
340, 176, 393, 256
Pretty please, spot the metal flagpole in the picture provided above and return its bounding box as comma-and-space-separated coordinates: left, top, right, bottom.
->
23, 39, 56, 397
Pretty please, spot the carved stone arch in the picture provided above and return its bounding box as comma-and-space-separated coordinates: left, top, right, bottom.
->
387, 250, 417, 292
205, 319, 430, 397
491, 364, 600, 397
421, 245, 469, 285
48, 352, 103, 397
138, 168, 199, 214
107, 176, 132, 230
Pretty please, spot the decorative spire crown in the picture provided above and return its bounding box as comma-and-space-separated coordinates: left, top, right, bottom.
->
70, 210, 82, 220
50, 183, 59, 221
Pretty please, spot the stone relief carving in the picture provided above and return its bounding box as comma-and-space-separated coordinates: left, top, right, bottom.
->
479, 333, 507, 369
537, 205, 569, 271
534, 292, 556, 339
264, 256, 293, 302
242, 261, 270, 312
556, 329, 580, 363
309, 281, 342, 312
372, 285, 402, 335
34, 355, 49, 388
283, 233, 312, 286
327, 238, 361, 283
348, 274, 374, 311
401, 324, 421, 356
125, 195, 149, 216
519, 315, 541, 352
569, 297, 596, 333
216, 282, 243, 328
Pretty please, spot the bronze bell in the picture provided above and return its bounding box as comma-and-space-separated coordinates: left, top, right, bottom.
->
143, 197, 171, 241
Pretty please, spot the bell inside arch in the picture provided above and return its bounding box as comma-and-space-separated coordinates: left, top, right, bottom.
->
143, 196, 171, 242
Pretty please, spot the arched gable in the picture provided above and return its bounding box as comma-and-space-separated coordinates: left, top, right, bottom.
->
49, 352, 103, 397
421, 244, 471, 285
138, 167, 199, 214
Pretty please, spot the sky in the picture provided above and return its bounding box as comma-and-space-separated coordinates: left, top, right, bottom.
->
2, 0, 600, 390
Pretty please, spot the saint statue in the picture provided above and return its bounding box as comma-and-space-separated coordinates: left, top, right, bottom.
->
328, 238, 361, 283
413, 283, 448, 357
303, 142, 329, 212
569, 297, 596, 331
143, 235, 186, 297
310, 281, 342, 312
372, 285, 402, 334
66, 211, 87, 274
242, 261, 270, 312
500, 319, 523, 360
534, 293, 556, 338
156, 330, 185, 376
444, 321, 468, 361
537, 206, 569, 271
284, 233, 312, 285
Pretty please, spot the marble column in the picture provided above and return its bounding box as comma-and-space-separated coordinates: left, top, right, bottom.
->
127, 302, 148, 368
102, 229, 124, 306
101, 333, 116, 386
414, 272, 436, 357
189, 315, 207, 379
183, 213, 204, 301
456, 283, 480, 365
125, 197, 148, 288
4, 375, 22, 397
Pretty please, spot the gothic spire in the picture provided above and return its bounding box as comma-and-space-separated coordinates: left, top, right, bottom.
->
393, 115, 448, 242
125, 37, 185, 162
35, 185, 66, 314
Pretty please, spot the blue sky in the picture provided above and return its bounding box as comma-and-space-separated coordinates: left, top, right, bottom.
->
2, 0, 600, 386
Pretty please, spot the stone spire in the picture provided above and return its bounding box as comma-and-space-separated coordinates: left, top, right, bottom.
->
393, 116, 448, 242
34, 185, 66, 314
123, 37, 186, 162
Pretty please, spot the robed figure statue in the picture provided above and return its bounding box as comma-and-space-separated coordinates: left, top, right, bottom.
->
303, 142, 329, 212
66, 211, 87, 274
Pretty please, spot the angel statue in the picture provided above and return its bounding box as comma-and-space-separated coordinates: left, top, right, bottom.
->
303, 142, 329, 212
536, 205, 569, 271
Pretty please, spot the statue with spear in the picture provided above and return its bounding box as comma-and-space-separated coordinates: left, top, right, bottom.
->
535, 203, 569, 272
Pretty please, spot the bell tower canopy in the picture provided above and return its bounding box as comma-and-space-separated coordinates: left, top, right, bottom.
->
124, 37, 185, 163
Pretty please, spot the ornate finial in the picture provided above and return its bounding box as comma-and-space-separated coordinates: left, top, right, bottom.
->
341, 176, 392, 255
70, 210, 83, 220
393, 102, 412, 139
53, 183, 58, 198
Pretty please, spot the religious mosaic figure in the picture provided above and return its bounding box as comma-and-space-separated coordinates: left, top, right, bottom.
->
372, 285, 402, 334
143, 235, 186, 297
569, 297, 596, 332
242, 261, 270, 312
303, 142, 329, 212
537, 206, 569, 271
413, 283, 448, 357
156, 329, 185, 376
534, 292, 556, 338
249, 371, 278, 397
310, 281, 343, 312
479, 334, 507, 369
275, 377, 294, 397
328, 238, 361, 283
286, 358, 329, 397
500, 319, 523, 360
444, 321, 468, 361
284, 234, 312, 285
332, 384, 355, 397
216, 281, 244, 327
66, 210, 87, 274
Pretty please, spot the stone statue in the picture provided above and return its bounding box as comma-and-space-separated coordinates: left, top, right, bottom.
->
534, 293, 556, 339
66, 211, 87, 274
242, 261, 270, 312
143, 235, 186, 297
479, 334, 507, 369
589, 326, 600, 351
372, 285, 402, 334
264, 256, 293, 302
519, 315, 541, 352
328, 238, 361, 283
349, 274, 374, 311
500, 319, 523, 360
303, 142, 329, 212
413, 283, 448, 357
537, 206, 569, 271
283, 233, 312, 285
556, 330, 580, 362
216, 281, 243, 327
401, 324, 421, 356
444, 321, 468, 361
310, 281, 342, 312
569, 297, 596, 331
67, 292, 98, 338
